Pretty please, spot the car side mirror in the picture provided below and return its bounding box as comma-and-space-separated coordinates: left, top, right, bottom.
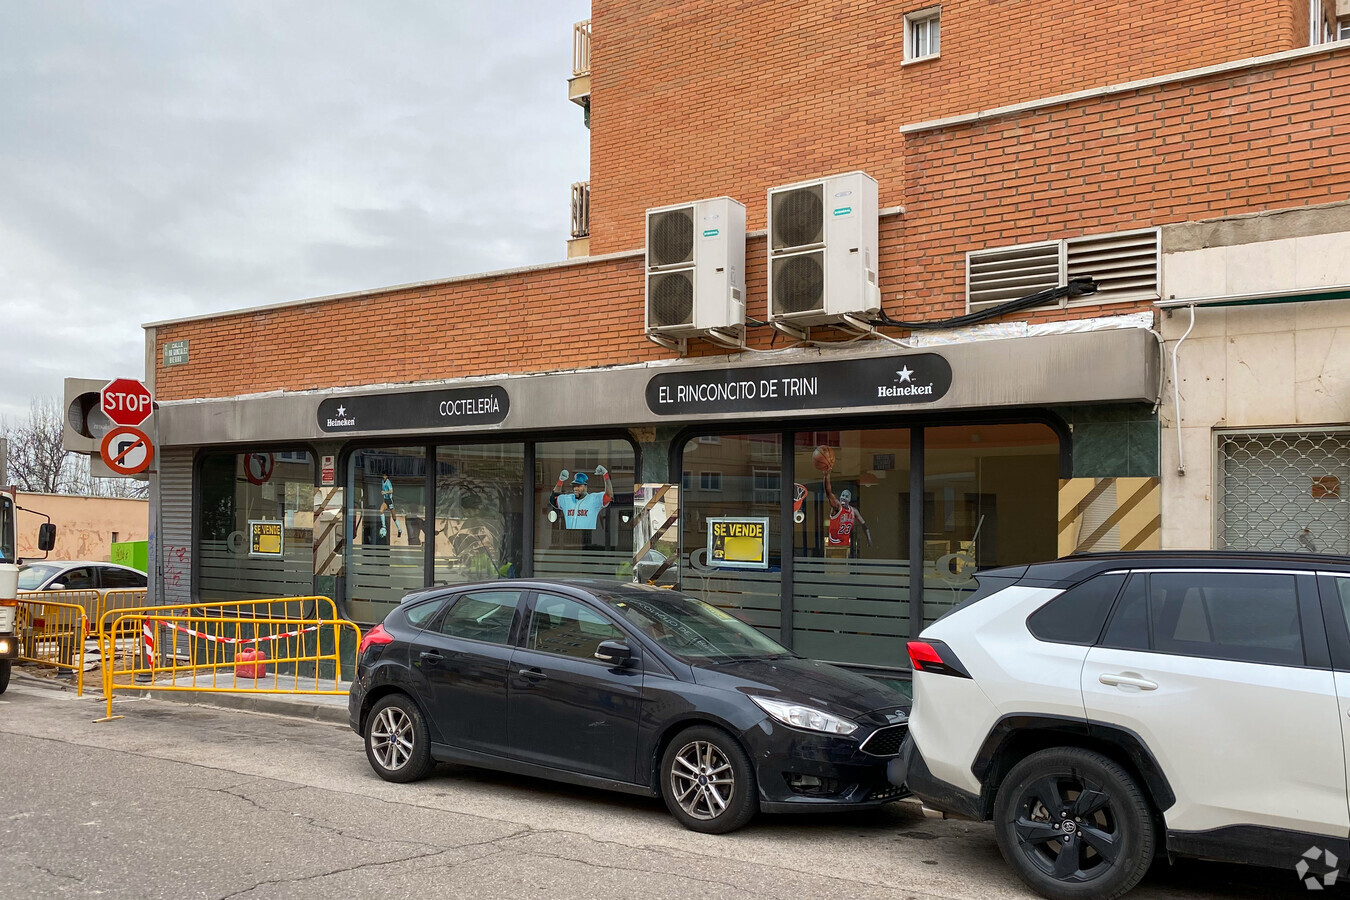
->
37, 523, 56, 553
594, 640, 634, 667
48, 582, 65, 591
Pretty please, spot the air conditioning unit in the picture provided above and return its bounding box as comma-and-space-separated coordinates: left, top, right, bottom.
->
645, 197, 746, 351
767, 171, 880, 336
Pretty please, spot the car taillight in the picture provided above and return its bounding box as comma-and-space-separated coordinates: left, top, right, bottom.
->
907, 640, 971, 678
358, 624, 395, 655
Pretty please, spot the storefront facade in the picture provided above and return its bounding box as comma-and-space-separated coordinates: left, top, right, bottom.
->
150, 328, 1160, 675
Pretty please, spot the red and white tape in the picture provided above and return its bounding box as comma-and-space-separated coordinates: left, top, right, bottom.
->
153, 620, 320, 645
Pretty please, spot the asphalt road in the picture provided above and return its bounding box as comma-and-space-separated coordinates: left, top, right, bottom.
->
0, 679, 1332, 899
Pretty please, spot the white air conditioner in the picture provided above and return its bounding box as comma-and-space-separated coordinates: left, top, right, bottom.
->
645, 197, 746, 350
767, 171, 880, 334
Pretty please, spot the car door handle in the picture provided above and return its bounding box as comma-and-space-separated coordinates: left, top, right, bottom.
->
517, 667, 548, 682
420, 651, 444, 666
1099, 672, 1158, 691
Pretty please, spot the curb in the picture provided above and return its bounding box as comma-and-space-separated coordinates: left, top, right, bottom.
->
10, 668, 350, 726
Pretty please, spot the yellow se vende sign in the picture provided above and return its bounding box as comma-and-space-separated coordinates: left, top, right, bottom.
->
707, 517, 770, 570
249, 520, 284, 558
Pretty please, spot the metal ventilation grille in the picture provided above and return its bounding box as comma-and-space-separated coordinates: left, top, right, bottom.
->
771, 185, 824, 251
1218, 430, 1350, 554
967, 243, 1060, 309
647, 207, 695, 267
772, 252, 825, 315
647, 272, 695, 327
1066, 229, 1159, 303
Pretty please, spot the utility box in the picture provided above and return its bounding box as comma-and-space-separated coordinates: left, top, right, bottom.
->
110, 540, 149, 574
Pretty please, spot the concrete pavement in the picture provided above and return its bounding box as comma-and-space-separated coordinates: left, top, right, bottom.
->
0, 672, 1322, 900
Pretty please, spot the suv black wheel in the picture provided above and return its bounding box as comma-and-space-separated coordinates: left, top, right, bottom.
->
660, 725, 758, 834
364, 694, 434, 783
993, 748, 1155, 900
0, 659, 10, 694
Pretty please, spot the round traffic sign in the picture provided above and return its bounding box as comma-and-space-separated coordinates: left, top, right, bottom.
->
100, 426, 154, 476
245, 452, 275, 485
101, 378, 154, 427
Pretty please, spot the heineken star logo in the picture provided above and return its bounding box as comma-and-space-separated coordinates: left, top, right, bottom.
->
336, 405, 347, 416
895, 366, 914, 383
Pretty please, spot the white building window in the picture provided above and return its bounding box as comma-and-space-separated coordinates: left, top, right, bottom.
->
1340, 17, 1349, 40
904, 7, 941, 63
699, 471, 722, 492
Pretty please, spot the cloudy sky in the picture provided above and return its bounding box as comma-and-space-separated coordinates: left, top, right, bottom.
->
0, 1, 591, 419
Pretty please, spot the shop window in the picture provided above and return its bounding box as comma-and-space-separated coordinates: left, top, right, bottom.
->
1217, 429, 1350, 554
680, 433, 783, 641
922, 424, 1059, 624
533, 438, 636, 580
347, 447, 428, 623
434, 443, 524, 583
793, 429, 911, 668
198, 449, 315, 604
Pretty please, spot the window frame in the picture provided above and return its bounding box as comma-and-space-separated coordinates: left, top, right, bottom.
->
903, 6, 942, 64
698, 470, 723, 492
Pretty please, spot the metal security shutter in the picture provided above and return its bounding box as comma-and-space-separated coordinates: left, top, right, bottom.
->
157, 448, 194, 607
1218, 430, 1350, 554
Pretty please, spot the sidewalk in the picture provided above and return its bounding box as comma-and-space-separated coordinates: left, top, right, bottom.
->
11, 665, 352, 726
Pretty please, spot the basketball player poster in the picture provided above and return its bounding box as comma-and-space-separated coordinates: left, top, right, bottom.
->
810, 445, 872, 558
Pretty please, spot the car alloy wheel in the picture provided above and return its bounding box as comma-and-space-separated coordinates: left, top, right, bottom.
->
660, 725, 758, 834
993, 748, 1154, 900
364, 694, 433, 783
671, 740, 735, 820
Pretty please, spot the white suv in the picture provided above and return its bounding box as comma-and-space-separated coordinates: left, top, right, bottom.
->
891, 552, 1350, 900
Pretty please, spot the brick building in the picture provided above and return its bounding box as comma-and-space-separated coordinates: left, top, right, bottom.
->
131, 2, 1350, 677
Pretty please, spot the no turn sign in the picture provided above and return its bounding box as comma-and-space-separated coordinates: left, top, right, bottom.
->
100, 426, 155, 476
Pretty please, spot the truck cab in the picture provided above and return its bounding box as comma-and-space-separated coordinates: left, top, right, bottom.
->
0, 489, 57, 693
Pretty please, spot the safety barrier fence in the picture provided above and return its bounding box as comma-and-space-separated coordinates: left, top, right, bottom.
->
14, 597, 87, 695
98, 596, 359, 721
18, 588, 149, 641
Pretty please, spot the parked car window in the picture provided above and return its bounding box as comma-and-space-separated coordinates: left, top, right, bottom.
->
436, 590, 521, 645
17, 563, 61, 591
403, 597, 446, 629
1148, 572, 1302, 666
1100, 574, 1150, 651
528, 593, 625, 661
606, 589, 790, 663
99, 567, 146, 589
56, 566, 96, 590
1334, 578, 1350, 633
1027, 573, 1125, 645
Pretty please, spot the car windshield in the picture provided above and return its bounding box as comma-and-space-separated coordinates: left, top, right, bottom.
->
17, 563, 61, 590
603, 588, 790, 663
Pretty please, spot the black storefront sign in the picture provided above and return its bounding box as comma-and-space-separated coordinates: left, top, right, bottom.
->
318, 385, 509, 432
646, 354, 952, 416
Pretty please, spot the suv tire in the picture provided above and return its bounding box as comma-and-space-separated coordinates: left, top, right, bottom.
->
0, 659, 10, 694
993, 747, 1155, 900
660, 725, 758, 834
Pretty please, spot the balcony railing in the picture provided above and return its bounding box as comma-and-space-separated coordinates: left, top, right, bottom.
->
571, 181, 590, 239
573, 20, 591, 77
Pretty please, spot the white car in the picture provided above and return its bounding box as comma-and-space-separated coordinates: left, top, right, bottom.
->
892, 551, 1350, 900
17, 560, 147, 592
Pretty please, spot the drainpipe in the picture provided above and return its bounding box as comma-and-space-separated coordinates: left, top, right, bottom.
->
1170, 304, 1196, 475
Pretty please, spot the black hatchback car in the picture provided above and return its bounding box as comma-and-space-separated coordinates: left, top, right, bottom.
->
349, 579, 910, 833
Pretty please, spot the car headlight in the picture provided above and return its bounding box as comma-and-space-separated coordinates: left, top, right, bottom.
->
750, 695, 858, 736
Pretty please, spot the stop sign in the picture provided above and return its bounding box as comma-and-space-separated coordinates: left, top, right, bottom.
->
101, 378, 154, 427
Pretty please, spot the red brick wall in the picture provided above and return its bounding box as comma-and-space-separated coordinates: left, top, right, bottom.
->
900, 47, 1350, 319
588, 0, 1302, 255
156, 45, 1349, 401
154, 255, 655, 401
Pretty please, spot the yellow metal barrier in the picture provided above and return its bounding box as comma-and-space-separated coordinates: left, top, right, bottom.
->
15, 598, 87, 696
99, 599, 359, 720
95, 595, 340, 639
93, 588, 149, 638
